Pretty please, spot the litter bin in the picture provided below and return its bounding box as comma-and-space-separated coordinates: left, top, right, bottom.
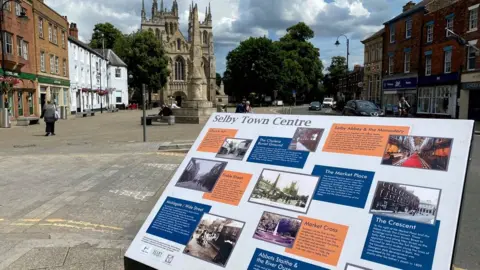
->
168, 115, 175, 125
60, 106, 67, 119
0, 108, 10, 128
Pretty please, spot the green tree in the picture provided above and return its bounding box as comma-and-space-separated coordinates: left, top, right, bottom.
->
90, 23, 123, 50
114, 30, 170, 103
324, 56, 347, 97
223, 37, 282, 100
276, 23, 324, 103
216, 73, 222, 87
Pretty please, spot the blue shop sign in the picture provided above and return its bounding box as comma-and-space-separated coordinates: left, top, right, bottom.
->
418, 72, 459, 86
383, 77, 418, 90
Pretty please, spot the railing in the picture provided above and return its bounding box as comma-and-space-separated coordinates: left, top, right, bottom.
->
280, 107, 292, 115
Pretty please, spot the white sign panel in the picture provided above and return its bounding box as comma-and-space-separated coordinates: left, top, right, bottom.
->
125, 113, 473, 270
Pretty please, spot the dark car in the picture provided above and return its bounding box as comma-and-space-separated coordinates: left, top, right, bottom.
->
309, 101, 322, 111
342, 100, 384, 117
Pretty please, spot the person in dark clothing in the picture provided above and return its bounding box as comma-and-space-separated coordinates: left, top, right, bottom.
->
158, 104, 173, 116
235, 100, 246, 113
213, 237, 234, 265
40, 100, 57, 136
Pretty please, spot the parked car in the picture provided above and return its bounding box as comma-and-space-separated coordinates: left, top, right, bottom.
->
342, 100, 384, 117
322, 98, 335, 108
272, 100, 284, 106
309, 101, 322, 111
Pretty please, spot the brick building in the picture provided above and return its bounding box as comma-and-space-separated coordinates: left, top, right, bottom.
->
361, 29, 384, 104
2, 0, 37, 120
32, 0, 70, 115
417, 0, 467, 119
338, 65, 364, 100
460, 1, 480, 120
382, 1, 426, 115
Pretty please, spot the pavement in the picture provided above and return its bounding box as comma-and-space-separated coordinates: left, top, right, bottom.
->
0, 107, 478, 270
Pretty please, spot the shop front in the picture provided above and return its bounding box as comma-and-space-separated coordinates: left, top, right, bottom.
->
459, 71, 480, 120
1, 71, 38, 119
382, 76, 418, 115
417, 72, 459, 119
37, 76, 70, 115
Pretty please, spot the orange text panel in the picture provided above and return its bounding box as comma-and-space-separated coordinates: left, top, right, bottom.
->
203, 171, 252, 206
197, 128, 238, 153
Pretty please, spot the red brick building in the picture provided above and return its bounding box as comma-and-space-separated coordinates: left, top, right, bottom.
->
1, 0, 38, 119
382, 1, 426, 115
417, 0, 467, 119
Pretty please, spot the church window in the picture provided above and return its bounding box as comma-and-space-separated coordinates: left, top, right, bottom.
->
155, 29, 160, 39
203, 31, 208, 44
177, 39, 181, 50
175, 57, 185, 81
170, 22, 174, 34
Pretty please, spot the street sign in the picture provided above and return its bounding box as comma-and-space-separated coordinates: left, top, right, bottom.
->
125, 114, 474, 270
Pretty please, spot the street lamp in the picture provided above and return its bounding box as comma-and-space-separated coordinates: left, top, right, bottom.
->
335, 34, 349, 101
0, 0, 27, 111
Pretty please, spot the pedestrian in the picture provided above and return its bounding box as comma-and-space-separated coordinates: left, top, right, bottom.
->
40, 100, 58, 136
245, 101, 253, 113
235, 100, 246, 113
398, 97, 410, 117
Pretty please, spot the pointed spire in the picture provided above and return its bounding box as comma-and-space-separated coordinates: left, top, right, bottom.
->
208, 2, 212, 21
205, 6, 208, 21
160, 0, 163, 13
141, 0, 146, 19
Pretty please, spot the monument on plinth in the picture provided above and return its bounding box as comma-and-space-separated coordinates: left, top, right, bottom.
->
174, 4, 216, 124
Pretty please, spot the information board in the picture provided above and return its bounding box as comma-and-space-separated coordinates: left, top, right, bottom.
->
125, 114, 474, 270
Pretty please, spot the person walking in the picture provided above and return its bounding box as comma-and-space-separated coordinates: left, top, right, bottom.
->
40, 100, 58, 136
398, 97, 411, 117
235, 100, 246, 113
245, 101, 253, 113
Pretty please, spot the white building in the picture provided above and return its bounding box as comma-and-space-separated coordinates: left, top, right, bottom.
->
67, 23, 109, 113
94, 49, 129, 108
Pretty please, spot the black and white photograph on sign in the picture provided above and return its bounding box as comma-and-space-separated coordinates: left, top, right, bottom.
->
249, 169, 319, 213
288, 127, 325, 152
381, 135, 453, 171
370, 181, 441, 225
183, 213, 245, 267
344, 263, 372, 270
176, 158, 227, 192
216, 138, 253, 161
253, 211, 302, 248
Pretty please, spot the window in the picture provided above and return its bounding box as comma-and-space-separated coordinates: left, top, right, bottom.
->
444, 50, 452, 73
425, 55, 432, 76
404, 52, 411, 73
417, 86, 451, 114
427, 25, 433, 43
177, 39, 181, 50
4, 32, 12, 54
40, 51, 45, 72
115, 68, 121, 78
22, 41, 28, 60
390, 26, 395, 43
48, 24, 53, 42
446, 17, 454, 37
50, 55, 55, 73
175, 57, 185, 80
469, 8, 478, 31
2, 0, 11, 11
405, 19, 412, 38
15, 2, 21, 16
63, 59, 67, 76
116, 91, 122, 103
371, 48, 375, 61
38, 18, 44, 38
368, 76, 373, 99
55, 56, 59, 74
53, 26, 58, 44
61, 31, 65, 48
467, 46, 476, 70
388, 55, 394, 74
17, 36, 22, 57
203, 31, 208, 44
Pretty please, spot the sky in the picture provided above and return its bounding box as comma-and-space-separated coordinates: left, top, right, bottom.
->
44, 0, 406, 75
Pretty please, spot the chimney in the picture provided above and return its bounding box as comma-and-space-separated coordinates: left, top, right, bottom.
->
69, 23, 78, 39
403, 1, 416, 12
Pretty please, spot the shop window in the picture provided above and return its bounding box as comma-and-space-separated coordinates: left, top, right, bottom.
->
417, 87, 451, 115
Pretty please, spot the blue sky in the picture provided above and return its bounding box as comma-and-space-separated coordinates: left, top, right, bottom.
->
45, 0, 406, 74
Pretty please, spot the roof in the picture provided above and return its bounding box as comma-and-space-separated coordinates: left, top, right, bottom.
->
383, 0, 430, 25
361, 28, 385, 44
68, 36, 105, 59
93, 49, 127, 68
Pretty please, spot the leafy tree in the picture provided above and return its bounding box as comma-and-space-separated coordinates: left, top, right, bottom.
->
216, 73, 222, 87
276, 23, 324, 103
90, 23, 123, 50
223, 37, 282, 100
324, 56, 347, 97
114, 30, 170, 103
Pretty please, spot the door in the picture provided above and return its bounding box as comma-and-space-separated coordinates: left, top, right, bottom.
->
176, 96, 182, 107
469, 90, 480, 120
28, 92, 34, 115
40, 93, 46, 111
77, 92, 81, 112
17, 91, 23, 116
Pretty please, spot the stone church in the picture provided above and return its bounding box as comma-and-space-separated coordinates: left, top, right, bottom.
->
140, 0, 225, 107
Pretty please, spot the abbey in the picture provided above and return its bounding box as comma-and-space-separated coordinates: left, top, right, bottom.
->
140, 0, 223, 106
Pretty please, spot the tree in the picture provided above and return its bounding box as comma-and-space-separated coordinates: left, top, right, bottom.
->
216, 73, 222, 87
276, 23, 324, 103
324, 56, 347, 97
90, 23, 123, 50
114, 30, 170, 103
223, 37, 282, 100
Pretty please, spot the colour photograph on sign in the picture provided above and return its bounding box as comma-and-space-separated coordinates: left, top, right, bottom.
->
370, 181, 441, 225
253, 211, 302, 248
176, 158, 227, 192
249, 169, 319, 213
288, 127, 324, 152
381, 135, 453, 171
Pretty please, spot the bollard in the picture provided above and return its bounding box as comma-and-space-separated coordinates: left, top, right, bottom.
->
0, 108, 10, 128
168, 115, 175, 125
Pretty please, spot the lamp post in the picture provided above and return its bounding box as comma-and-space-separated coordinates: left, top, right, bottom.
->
335, 34, 349, 101
130, 73, 146, 142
